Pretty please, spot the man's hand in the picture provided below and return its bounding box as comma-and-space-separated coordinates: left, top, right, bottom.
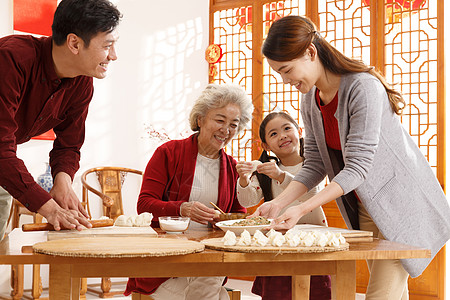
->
37, 199, 90, 231
47, 172, 92, 229
50, 172, 90, 218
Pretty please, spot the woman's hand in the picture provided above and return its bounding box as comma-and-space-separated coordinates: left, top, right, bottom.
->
236, 161, 254, 187
180, 201, 216, 225
249, 201, 282, 219
256, 161, 285, 183
268, 205, 305, 230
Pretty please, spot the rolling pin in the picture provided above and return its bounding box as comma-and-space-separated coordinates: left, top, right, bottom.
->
22, 218, 114, 232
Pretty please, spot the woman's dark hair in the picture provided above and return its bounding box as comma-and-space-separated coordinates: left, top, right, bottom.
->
256, 112, 304, 202
52, 0, 122, 46
262, 15, 405, 115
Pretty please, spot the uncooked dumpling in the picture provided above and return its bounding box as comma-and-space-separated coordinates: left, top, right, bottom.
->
248, 160, 262, 175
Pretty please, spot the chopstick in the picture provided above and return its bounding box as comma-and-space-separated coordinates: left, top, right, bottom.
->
210, 201, 226, 214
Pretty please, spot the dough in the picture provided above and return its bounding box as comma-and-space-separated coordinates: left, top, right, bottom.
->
114, 215, 133, 227
114, 212, 153, 227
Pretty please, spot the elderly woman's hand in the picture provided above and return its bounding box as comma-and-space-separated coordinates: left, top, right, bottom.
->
180, 201, 216, 225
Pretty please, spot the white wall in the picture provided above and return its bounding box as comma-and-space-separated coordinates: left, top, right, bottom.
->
6, 0, 210, 218
0, 0, 209, 294
76, 0, 209, 217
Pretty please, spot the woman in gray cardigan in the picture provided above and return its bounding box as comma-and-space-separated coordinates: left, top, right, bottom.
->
253, 15, 450, 300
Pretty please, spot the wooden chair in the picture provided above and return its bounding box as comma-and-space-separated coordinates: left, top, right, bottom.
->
8, 199, 45, 300
80, 166, 143, 298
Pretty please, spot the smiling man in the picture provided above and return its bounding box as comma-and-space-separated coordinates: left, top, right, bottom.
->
0, 0, 122, 240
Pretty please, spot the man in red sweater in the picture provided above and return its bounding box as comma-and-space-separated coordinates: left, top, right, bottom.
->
0, 0, 122, 240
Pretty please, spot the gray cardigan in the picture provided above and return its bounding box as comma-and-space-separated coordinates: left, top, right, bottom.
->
294, 72, 450, 277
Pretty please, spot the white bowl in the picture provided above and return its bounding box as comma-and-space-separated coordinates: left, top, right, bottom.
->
215, 219, 272, 236
159, 216, 190, 233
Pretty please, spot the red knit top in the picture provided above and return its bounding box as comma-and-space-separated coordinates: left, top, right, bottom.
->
316, 89, 341, 150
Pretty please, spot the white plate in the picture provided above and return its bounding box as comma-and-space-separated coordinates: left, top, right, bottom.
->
215, 219, 271, 236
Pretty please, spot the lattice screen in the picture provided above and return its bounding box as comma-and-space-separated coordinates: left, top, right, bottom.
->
383, 0, 438, 169
213, 6, 254, 161
211, 0, 440, 174
262, 2, 303, 126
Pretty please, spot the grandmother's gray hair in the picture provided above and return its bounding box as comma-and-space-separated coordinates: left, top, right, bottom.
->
189, 84, 254, 133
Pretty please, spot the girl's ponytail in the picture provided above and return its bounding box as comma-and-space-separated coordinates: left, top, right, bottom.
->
256, 150, 279, 202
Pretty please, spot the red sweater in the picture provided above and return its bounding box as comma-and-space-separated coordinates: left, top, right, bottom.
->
125, 134, 246, 296
316, 89, 341, 150
0, 35, 93, 212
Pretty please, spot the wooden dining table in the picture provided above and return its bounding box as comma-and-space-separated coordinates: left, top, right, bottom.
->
0, 227, 430, 300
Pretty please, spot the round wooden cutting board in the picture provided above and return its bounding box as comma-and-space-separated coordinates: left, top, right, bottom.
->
201, 238, 349, 253
33, 237, 204, 258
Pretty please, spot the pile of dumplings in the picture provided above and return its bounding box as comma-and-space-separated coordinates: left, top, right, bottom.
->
114, 212, 153, 227
222, 228, 346, 248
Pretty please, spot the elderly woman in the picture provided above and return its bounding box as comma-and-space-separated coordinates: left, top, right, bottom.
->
125, 84, 254, 300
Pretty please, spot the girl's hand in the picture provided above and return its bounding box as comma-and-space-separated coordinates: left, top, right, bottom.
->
236, 161, 254, 187
268, 205, 304, 230
256, 161, 285, 183
180, 201, 216, 225
236, 161, 254, 178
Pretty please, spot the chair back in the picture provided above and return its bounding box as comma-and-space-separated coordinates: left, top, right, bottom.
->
81, 167, 143, 220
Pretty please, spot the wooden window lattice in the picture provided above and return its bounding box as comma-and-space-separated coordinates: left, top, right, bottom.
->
211, 0, 441, 175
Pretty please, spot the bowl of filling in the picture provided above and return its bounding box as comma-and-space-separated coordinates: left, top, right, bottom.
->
159, 216, 190, 233
215, 216, 271, 235
218, 212, 250, 222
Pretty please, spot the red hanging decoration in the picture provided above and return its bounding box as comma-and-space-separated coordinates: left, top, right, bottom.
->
205, 44, 223, 64
205, 44, 223, 82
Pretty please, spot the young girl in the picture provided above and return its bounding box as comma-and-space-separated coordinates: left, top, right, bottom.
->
252, 15, 450, 300
236, 111, 330, 300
